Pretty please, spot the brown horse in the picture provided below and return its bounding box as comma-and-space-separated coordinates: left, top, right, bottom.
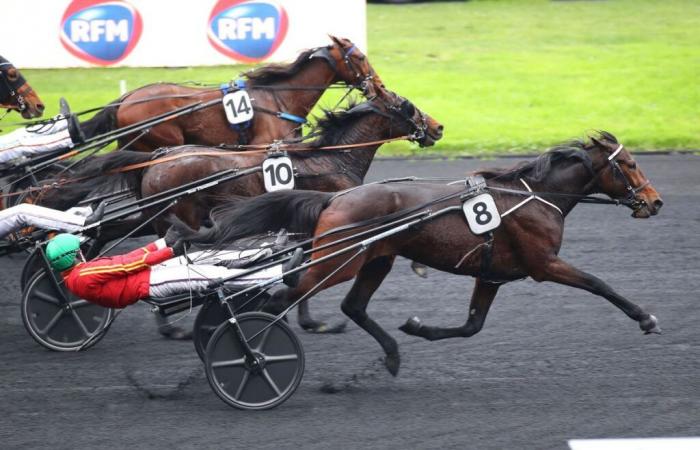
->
79, 36, 385, 151
0, 55, 44, 119
194, 132, 664, 375
40, 91, 444, 332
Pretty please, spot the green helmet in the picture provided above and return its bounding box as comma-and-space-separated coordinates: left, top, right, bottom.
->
46, 234, 81, 272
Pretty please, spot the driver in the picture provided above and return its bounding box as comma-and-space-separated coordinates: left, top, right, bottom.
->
45, 229, 303, 309
0, 114, 81, 165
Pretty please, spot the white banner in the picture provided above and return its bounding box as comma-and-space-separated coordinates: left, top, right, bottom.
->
0, 0, 366, 68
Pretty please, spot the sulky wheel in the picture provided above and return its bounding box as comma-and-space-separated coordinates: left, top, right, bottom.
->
205, 312, 304, 411
193, 291, 271, 362
20, 248, 43, 291
21, 270, 114, 351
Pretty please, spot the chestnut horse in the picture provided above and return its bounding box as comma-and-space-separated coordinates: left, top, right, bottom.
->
0, 55, 44, 119
193, 132, 664, 375
39, 91, 444, 332
79, 36, 385, 151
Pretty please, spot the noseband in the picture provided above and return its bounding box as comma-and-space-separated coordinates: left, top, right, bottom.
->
0, 61, 29, 113
607, 144, 651, 209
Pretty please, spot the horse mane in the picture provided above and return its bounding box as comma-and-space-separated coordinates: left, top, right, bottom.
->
37, 151, 149, 210
477, 131, 618, 182
243, 48, 318, 85
306, 100, 377, 149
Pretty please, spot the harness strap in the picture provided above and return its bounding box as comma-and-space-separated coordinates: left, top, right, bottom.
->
500, 179, 563, 217
277, 112, 307, 124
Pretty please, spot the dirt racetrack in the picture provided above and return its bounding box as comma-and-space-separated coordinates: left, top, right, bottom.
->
1, 155, 698, 449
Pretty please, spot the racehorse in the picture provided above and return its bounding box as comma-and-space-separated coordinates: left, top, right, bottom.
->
38, 91, 444, 332
0, 55, 44, 119
78, 36, 385, 151
189, 132, 664, 375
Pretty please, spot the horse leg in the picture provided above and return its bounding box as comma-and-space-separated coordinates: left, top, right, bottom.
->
410, 261, 429, 278
297, 301, 346, 334
339, 256, 401, 376
399, 277, 500, 341
533, 256, 660, 334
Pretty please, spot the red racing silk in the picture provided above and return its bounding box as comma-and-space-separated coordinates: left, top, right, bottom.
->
62, 239, 174, 308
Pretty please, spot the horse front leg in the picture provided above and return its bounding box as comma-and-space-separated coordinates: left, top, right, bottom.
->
399, 277, 500, 341
532, 256, 660, 334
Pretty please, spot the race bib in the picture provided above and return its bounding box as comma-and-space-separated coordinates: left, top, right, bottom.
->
462, 193, 501, 235
262, 156, 295, 192
222, 90, 254, 125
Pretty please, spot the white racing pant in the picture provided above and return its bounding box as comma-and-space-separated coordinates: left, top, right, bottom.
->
0, 203, 92, 238
0, 118, 73, 164
148, 262, 283, 298
158, 248, 273, 268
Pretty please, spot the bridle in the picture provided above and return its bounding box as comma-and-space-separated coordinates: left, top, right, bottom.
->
605, 144, 651, 210
0, 60, 29, 116
381, 97, 428, 144
310, 43, 378, 98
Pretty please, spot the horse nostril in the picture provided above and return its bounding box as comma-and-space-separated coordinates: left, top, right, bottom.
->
653, 199, 663, 210
436, 125, 444, 135
36, 103, 45, 112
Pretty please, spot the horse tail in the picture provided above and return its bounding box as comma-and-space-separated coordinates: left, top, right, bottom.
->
79, 100, 118, 139
192, 190, 334, 246
37, 151, 152, 210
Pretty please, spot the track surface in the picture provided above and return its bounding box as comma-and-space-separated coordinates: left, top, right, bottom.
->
1, 155, 698, 449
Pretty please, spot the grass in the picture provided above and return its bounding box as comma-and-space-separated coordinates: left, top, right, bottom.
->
13, 0, 700, 156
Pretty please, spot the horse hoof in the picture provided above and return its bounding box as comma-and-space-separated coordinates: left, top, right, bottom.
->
640, 314, 661, 335
302, 320, 348, 334
159, 326, 192, 341
384, 353, 400, 377
399, 316, 422, 336
411, 262, 429, 278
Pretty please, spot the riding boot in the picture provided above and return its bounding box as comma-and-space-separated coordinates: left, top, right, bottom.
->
155, 315, 192, 340
282, 248, 304, 287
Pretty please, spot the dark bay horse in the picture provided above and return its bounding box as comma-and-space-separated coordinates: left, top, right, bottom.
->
193, 132, 664, 375
0, 55, 44, 119
39, 91, 444, 332
79, 36, 385, 151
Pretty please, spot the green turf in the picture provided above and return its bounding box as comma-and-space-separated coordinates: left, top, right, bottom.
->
13, 0, 700, 156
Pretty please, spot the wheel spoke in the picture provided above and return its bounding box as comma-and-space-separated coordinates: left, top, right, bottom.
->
254, 325, 273, 352
69, 309, 91, 337
37, 309, 64, 336
233, 370, 250, 401
68, 299, 92, 309
261, 369, 282, 396
32, 290, 60, 305
264, 354, 298, 363
211, 357, 245, 368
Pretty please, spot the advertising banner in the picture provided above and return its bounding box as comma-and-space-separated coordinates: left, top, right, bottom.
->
1, 0, 367, 68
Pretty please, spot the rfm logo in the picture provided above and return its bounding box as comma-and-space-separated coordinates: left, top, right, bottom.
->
208, 0, 288, 63
60, 0, 142, 66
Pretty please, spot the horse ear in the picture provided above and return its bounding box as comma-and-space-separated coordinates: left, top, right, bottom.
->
328, 34, 343, 46
590, 135, 607, 149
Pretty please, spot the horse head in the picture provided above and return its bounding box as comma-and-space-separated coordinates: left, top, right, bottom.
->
374, 90, 444, 147
588, 132, 663, 218
0, 56, 44, 119
321, 35, 387, 99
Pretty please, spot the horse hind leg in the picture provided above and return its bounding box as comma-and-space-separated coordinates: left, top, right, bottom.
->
399, 277, 500, 341
297, 299, 347, 334
340, 256, 401, 376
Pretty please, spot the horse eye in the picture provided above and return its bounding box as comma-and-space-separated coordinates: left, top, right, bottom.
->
627, 161, 637, 170
6, 69, 18, 81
